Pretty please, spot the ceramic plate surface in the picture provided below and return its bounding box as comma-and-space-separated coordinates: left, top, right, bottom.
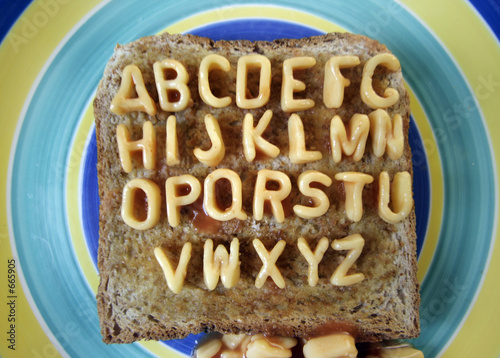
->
1, 1, 499, 357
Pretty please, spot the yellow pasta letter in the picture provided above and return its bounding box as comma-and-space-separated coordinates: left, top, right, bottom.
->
242, 110, 280, 162
335, 172, 373, 222
368, 109, 404, 160
330, 234, 365, 286
236, 55, 271, 109
110, 64, 157, 116
294, 171, 332, 219
166, 115, 180, 166
199, 54, 232, 108
378, 171, 413, 224
121, 178, 161, 230
281, 56, 316, 112
193, 114, 225, 167
165, 175, 202, 227
323, 55, 360, 109
253, 170, 292, 223
288, 113, 322, 164
116, 121, 156, 173
253, 239, 286, 289
330, 114, 369, 163
360, 53, 400, 109
297, 237, 329, 287
204, 169, 247, 221
203, 238, 240, 290
154, 243, 192, 294
154, 59, 191, 112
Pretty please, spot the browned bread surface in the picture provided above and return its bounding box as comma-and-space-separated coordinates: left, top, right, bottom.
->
94, 32, 419, 344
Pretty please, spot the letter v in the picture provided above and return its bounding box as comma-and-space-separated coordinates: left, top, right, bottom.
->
154, 243, 192, 293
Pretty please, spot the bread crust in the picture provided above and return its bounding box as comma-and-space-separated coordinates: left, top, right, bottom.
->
93, 32, 419, 344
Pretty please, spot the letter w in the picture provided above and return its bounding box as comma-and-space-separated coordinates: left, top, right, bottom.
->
204, 238, 240, 290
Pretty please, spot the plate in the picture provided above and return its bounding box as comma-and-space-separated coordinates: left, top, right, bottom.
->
1, 1, 499, 357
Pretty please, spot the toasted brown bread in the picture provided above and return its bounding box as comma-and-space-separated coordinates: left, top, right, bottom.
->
94, 32, 419, 344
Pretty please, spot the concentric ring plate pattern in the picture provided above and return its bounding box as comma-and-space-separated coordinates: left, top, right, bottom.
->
1, 1, 499, 357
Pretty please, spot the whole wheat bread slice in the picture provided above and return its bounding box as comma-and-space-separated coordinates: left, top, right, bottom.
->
93, 32, 419, 344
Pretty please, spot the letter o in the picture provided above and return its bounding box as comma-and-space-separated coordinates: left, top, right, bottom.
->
121, 179, 161, 230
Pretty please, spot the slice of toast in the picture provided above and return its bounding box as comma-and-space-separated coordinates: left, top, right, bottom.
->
93, 32, 419, 344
